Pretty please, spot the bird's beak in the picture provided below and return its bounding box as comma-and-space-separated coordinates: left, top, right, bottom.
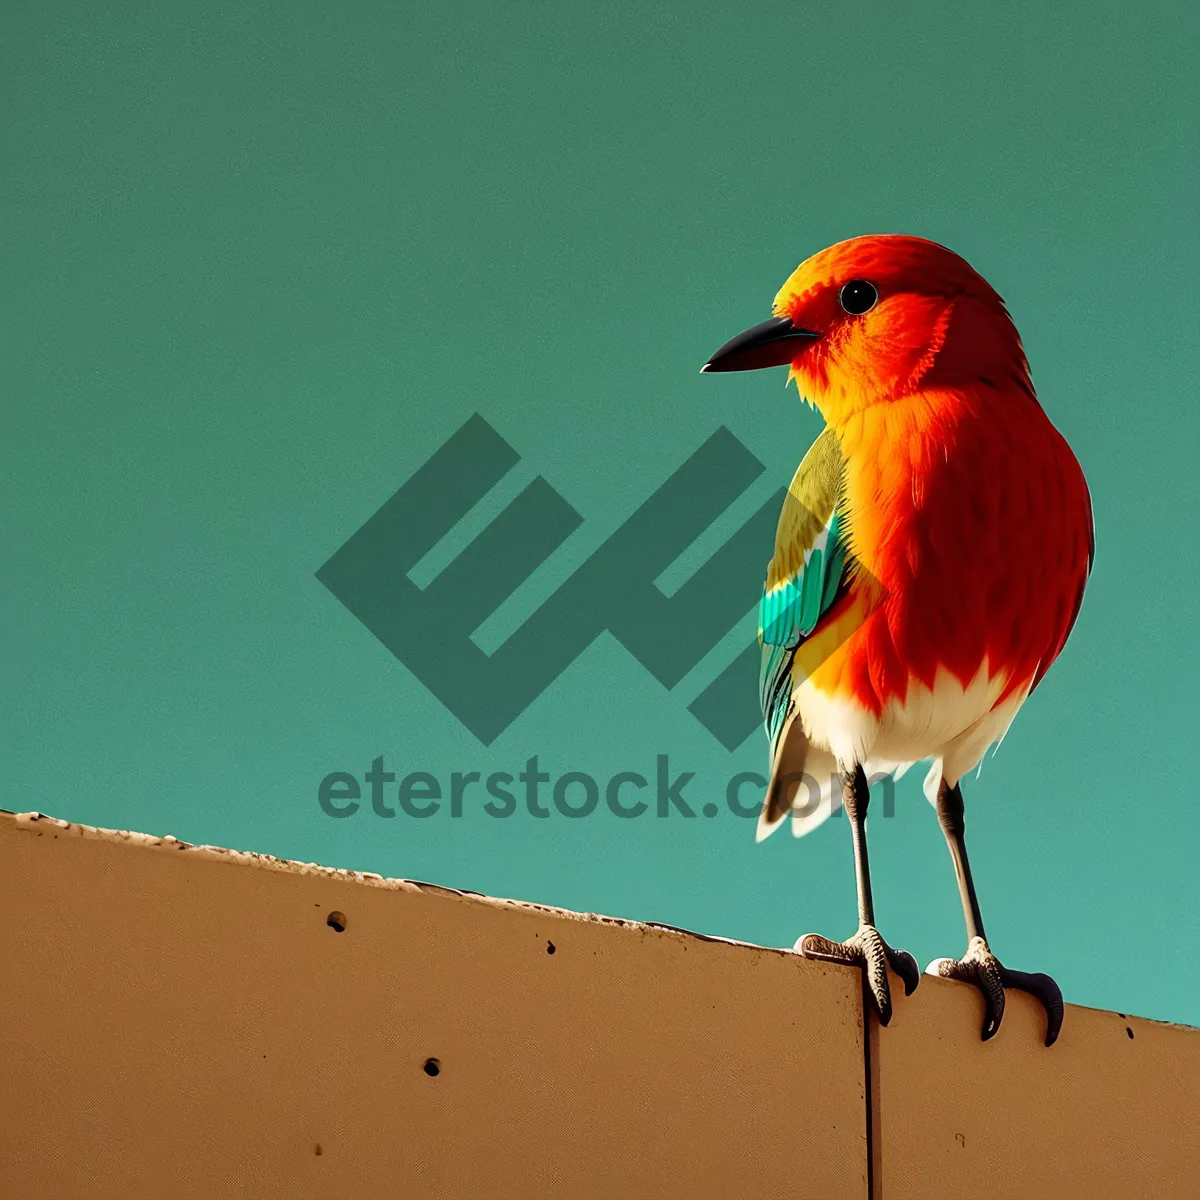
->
700, 316, 820, 373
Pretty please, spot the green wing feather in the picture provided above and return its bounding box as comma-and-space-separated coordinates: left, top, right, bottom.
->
758, 428, 850, 816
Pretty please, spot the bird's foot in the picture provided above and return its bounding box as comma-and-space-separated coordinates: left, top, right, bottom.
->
926, 935, 1064, 1047
797, 926, 920, 1026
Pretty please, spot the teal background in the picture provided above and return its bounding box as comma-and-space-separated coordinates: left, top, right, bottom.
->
4, 3, 1197, 1024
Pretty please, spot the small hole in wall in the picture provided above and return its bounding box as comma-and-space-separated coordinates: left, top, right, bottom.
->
1126, 1027, 1134, 1039
327, 911, 346, 932
423, 1058, 441, 1077
314, 1144, 323, 1156
546, 941, 556, 955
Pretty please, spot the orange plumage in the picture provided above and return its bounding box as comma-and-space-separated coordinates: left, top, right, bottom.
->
777, 235, 1093, 718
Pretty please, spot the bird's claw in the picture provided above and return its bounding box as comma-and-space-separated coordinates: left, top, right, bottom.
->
926, 935, 1064, 1047
797, 925, 920, 1026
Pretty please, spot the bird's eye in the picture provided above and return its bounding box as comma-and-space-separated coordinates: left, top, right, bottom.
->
838, 280, 878, 315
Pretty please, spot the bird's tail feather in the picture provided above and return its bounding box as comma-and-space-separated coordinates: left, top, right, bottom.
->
756, 715, 841, 842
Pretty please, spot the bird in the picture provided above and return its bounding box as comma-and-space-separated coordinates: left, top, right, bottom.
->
702, 235, 1093, 1046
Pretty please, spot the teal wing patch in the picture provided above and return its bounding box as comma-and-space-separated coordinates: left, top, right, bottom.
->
758, 428, 849, 765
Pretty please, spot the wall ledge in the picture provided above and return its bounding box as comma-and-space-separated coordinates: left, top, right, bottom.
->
2, 808, 1197, 1199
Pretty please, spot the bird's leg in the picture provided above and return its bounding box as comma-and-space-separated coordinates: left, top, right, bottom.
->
797, 764, 919, 1025
926, 779, 1065, 1047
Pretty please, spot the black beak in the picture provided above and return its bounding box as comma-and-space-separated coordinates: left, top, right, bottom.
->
700, 316, 820, 373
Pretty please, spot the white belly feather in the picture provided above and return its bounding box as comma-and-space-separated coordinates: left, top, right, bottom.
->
772, 661, 1032, 840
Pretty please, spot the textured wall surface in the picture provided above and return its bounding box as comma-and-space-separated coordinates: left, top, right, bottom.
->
1, 810, 1196, 1199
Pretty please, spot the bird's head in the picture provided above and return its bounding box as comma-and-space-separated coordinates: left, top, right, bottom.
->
702, 234, 1031, 422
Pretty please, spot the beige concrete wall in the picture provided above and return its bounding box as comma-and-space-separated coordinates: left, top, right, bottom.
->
875, 977, 1199, 1197
0, 810, 1196, 1199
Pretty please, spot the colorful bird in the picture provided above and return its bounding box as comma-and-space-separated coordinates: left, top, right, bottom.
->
703, 235, 1093, 1045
